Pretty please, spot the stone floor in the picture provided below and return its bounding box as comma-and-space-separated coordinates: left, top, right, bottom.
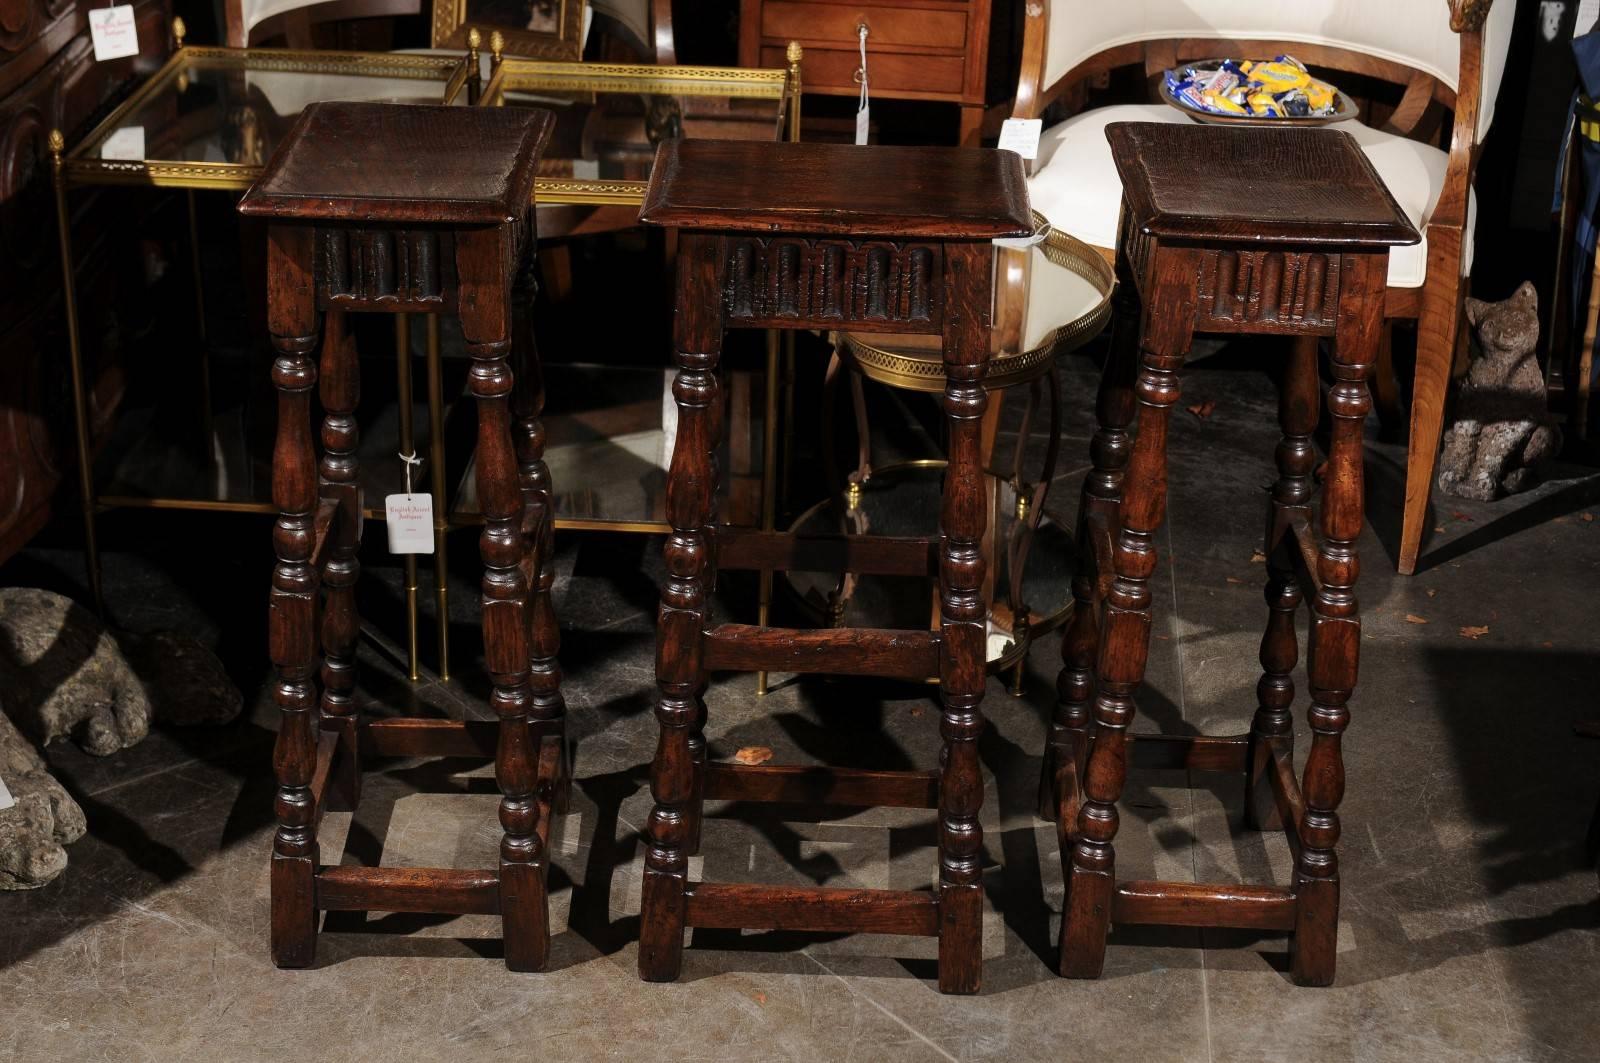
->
2, 352, 1599, 1062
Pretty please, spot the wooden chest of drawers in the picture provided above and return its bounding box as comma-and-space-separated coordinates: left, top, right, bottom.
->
738, 0, 1002, 144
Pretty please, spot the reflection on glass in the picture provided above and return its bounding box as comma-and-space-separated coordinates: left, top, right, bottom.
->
84, 60, 460, 166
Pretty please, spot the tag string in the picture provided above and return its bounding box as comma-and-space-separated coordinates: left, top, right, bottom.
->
857, 25, 870, 112
399, 450, 421, 498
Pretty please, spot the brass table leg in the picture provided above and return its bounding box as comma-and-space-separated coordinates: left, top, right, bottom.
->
49, 131, 103, 615
426, 313, 450, 680
396, 313, 421, 681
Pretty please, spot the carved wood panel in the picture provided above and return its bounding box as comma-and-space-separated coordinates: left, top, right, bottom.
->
722, 235, 944, 332
1196, 248, 1342, 334
317, 227, 455, 311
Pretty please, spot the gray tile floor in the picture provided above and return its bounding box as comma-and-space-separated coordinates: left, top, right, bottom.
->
3, 354, 1599, 1061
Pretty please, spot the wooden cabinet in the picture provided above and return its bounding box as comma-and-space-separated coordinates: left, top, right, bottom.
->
0, 0, 168, 564
738, 0, 1006, 144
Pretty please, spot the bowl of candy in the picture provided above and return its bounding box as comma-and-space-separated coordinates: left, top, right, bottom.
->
1161, 56, 1358, 126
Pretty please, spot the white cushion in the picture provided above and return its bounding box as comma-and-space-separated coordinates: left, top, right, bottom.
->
1023, 239, 1108, 351
1026, 104, 1474, 290
1043, 1, 1516, 138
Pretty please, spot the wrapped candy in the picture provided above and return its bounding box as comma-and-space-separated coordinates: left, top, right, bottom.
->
1165, 55, 1340, 119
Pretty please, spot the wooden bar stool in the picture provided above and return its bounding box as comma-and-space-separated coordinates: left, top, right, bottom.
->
635, 139, 1031, 995
239, 101, 567, 971
1043, 122, 1419, 986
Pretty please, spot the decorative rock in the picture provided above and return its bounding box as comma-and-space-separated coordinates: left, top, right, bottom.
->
1437, 282, 1562, 501
0, 588, 151, 755
0, 708, 87, 890
123, 631, 242, 728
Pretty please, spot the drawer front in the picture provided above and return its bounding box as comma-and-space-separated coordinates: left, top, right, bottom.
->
761, 2, 967, 50
765, 44, 965, 96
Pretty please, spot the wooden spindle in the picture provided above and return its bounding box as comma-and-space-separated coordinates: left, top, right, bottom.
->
318, 310, 362, 810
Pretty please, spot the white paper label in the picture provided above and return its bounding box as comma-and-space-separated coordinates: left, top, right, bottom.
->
994, 220, 1051, 250
571, 158, 600, 180
100, 125, 145, 161
0, 773, 14, 812
997, 118, 1042, 160
89, 6, 140, 62
384, 493, 435, 553
855, 105, 870, 146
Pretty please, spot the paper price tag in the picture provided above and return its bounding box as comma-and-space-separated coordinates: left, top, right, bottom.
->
89, 6, 140, 62
100, 125, 145, 161
385, 493, 435, 553
0, 773, 14, 812
855, 105, 870, 146
997, 118, 1042, 160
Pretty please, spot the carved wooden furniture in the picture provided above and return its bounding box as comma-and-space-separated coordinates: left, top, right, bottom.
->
792, 219, 1113, 692
1007, 0, 1514, 575
2, 0, 170, 581
239, 101, 567, 970
636, 138, 1030, 994
1044, 122, 1418, 986
737, 0, 1011, 145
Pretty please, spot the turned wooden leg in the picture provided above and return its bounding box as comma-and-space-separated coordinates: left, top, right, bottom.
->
1043, 281, 1139, 823
641, 233, 724, 982
684, 362, 724, 859
1399, 237, 1464, 575
318, 311, 362, 813
1246, 336, 1315, 831
267, 226, 321, 969
935, 242, 992, 995
1061, 263, 1194, 979
1292, 255, 1382, 986
462, 227, 548, 973
511, 251, 568, 815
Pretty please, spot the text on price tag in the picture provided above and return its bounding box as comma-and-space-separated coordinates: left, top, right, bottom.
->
89, 6, 140, 62
385, 493, 435, 553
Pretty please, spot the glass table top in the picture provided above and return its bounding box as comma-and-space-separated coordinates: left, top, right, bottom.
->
483, 57, 794, 202
65, 48, 796, 207
65, 48, 469, 188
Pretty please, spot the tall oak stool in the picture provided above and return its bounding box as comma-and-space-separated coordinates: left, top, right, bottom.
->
240, 101, 567, 971
636, 139, 1031, 994
1043, 123, 1419, 986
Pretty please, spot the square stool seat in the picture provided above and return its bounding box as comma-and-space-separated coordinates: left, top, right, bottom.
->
239, 101, 552, 224
1104, 123, 1418, 249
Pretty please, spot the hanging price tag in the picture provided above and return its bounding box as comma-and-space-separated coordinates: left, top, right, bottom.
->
854, 25, 870, 146
89, 6, 140, 62
997, 118, 1043, 160
100, 125, 145, 161
0, 772, 14, 812
385, 452, 434, 553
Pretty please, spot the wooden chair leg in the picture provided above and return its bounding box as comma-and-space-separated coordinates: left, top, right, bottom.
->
641, 233, 724, 983
462, 227, 548, 973
935, 243, 992, 995
1042, 280, 1139, 823
1399, 239, 1464, 575
268, 295, 322, 969
1061, 283, 1192, 979
1246, 335, 1314, 831
319, 311, 363, 813
1291, 255, 1383, 986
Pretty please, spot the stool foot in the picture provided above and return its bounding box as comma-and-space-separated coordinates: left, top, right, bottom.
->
500, 856, 551, 973
270, 853, 318, 969
937, 882, 983, 994
1059, 861, 1112, 979
638, 866, 687, 981
1290, 873, 1338, 986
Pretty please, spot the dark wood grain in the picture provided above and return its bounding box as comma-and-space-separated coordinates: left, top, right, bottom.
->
239, 102, 555, 225
1053, 122, 1405, 987
637, 138, 1015, 994
638, 139, 1031, 239
250, 103, 562, 973
1105, 123, 1420, 250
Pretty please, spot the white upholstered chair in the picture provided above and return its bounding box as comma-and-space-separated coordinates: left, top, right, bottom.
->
1010, 0, 1515, 575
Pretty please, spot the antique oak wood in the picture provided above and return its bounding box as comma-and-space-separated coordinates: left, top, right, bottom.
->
240, 102, 565, 972
637, 138, 1029, 995
1044, 122, 1417, 987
